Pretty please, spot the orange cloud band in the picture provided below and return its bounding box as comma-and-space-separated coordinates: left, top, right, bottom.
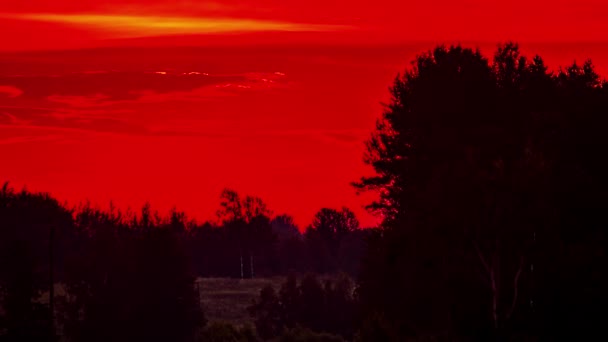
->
2, 13, 351, 37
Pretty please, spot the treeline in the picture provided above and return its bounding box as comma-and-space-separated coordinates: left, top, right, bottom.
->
0, 184, 369, 341
0, 185, 203, 341
190, 190, 371, 278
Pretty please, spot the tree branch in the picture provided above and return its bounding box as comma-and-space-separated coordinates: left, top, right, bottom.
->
505, 256, 525, 320
473, 241, 492, 275
491, 268, 498, 329
473, 240, 498, 328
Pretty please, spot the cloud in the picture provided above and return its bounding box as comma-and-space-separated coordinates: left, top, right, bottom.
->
1, 71, 267, 103
3, 13, 350, 39
3, 71, 289, 107
1, 111, 31, 125
0, 85, 23, 98
0, 134, 62, 145
0, 104, 141, 135
47, 94, 111, 107
0, 70, 296, 138
0, 56, 365, 146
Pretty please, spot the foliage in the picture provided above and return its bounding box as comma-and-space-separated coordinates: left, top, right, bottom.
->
189, 203, 367, 279
0, 185, 364, 340
59, 205, 204, 342
355, 43, 608, 340
197, 322, 260, 342
273, 326, 344, 342
249, 274, 356, 340
0, 183, 73, 341
304, 208, 362, 274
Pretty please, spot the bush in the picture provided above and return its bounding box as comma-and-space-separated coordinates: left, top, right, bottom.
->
273, 326, 344, 342
249, 274, 357, 340
197, 322, 260, 342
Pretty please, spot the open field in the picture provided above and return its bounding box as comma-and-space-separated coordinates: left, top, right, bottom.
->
36, 274, 347, 340
196, 277, 285, 326
40, 276, 316, 327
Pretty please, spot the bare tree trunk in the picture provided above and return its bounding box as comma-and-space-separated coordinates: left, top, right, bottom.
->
250, 254, 254, 279
49, 225, 55, 338
474, 242, 499, 329
505, 257, 524, 320
490, 269, 498, 329
240, 249, 244, 279
475, 241, 525, 334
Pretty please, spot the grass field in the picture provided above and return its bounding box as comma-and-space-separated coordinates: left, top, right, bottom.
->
196, 277, 286, 326
38, 275, 344, 338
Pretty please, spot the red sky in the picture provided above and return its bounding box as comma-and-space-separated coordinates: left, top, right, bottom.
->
1, 1, 608, 227
2, 0, 608, 50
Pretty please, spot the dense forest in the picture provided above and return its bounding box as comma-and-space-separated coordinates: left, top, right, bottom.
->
1, 43, 608, 341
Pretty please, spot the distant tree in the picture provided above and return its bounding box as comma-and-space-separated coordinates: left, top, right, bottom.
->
275, 327, 344, 342
0, 241, 51, 341
217, 189, 272, 223
217, 189, 277, 278
248, 285, 283, 340
354, 312, 398, 342
307, 208, 359, 251
61, 205, 204, 342
169, 207, 188, 233
305, 208, 359, 274
271, 215, 301, 242
324, 274, 356, 338
126, 226, 204, 341
197, 322, 259, 342
278, 274, 300, 329
60, 206, 125, 341
335, 229, 369, 277
0, 183, 73, 341
297, 275, 326, 332
250, 274, 357, 340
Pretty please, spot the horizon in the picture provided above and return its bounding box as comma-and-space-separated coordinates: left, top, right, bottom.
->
3, 42, 608, 228
2, 0, 608, 228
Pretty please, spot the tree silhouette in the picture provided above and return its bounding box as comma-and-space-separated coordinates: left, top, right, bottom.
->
217, 189, 277, 278
355, 43, 608, 340
1, 183, 367, 340
305, 208, 360, 274
278, 273, 300, 329
271, 214, 301, 242
60, 205, 204, 342
248, 285, 282, 339
249, 273, 357, 339
0, 183, 73, 341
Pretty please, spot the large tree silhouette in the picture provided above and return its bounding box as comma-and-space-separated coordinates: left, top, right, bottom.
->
355, 43, 608, 340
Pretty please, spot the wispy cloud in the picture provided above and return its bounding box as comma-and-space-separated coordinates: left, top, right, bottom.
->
47, 94, 111, 107
2, 71, 290, 109
0, 134, 63, 145
0, 56, 367, 148
2, 13, 351, 38
0, 86, 23, 98
1, 111, 31, 125
0, 70, 295, 137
